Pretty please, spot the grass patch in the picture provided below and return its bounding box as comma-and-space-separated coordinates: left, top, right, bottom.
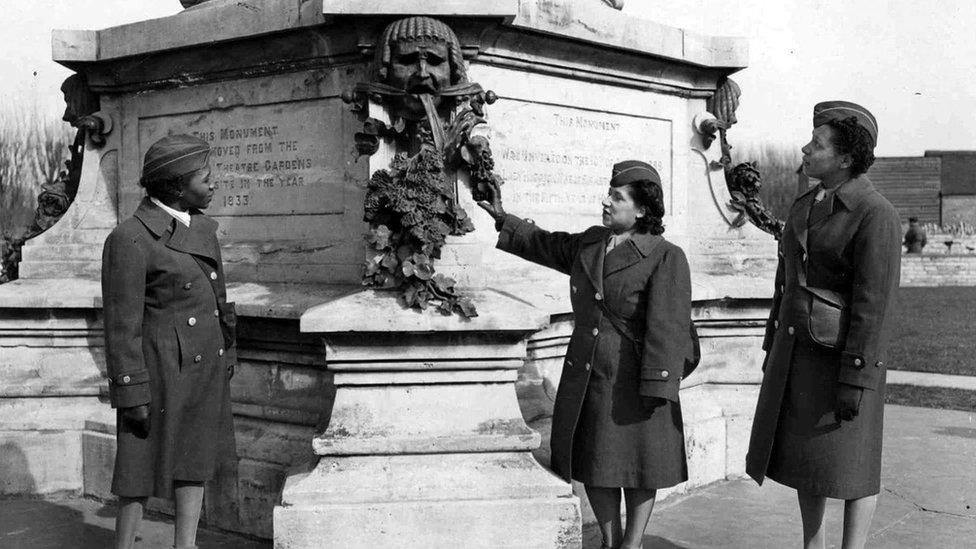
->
885, 384, 976, 413
886, 287, 976, 376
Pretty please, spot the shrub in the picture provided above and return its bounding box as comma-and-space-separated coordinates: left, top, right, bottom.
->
735, 142, 804, 221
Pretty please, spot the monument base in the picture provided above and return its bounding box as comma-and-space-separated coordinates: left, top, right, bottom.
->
273, 290, 582, 548
275, 453, 580, 549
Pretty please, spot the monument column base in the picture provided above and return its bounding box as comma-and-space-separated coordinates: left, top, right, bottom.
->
273, 290, 581, 548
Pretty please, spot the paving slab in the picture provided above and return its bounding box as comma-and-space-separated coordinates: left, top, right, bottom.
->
0, 497, 269, 549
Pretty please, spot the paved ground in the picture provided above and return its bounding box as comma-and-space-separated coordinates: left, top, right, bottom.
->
2, 405, 973, 548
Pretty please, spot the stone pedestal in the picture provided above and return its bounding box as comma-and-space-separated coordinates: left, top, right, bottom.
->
275, 290, 581, 548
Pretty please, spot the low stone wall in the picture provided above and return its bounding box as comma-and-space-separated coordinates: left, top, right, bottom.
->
901, 254, 976, 286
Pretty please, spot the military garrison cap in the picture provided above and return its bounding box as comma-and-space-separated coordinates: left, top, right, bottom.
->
610, 160, 660, 188
813, 101, 878, 146
142, 134, 210, 180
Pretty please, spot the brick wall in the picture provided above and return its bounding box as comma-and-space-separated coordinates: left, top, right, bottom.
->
901, 254, 976, 286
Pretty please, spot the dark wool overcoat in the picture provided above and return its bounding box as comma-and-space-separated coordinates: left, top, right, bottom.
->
497, 214, 695, 489
102, 198, 237, 499
746, 176, 901, 499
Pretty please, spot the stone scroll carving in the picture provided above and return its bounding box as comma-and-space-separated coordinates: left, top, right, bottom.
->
0, 74, 111, 283
708, 77, 785, 239
343, 16, 504, 317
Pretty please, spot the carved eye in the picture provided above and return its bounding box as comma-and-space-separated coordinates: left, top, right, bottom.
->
426, 52, 446, 66
396, 52, 420, 65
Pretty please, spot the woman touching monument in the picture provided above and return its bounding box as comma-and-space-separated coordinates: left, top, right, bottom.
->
101, 135, 237, 549
746, 102, 900, 549
479, 161, 698, 549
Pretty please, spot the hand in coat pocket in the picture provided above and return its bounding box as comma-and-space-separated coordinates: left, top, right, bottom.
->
121, 404, 151, 439
835, 383, 863, 422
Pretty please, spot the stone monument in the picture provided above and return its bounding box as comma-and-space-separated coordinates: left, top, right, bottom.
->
0, 1, 774, 546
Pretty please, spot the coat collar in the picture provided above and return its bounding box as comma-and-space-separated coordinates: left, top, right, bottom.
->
833, 175, 875, 211
578, 227, 665, 290
133, 197, 219, 262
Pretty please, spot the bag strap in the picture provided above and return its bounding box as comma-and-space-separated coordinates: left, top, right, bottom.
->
593, 296, 701, 379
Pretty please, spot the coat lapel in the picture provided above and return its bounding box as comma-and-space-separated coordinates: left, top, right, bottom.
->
603, 232, 663, 277
133, 198, 219, 263
790, 186, 818, 256
809, 176, 875, 230
578, 228, 609, 296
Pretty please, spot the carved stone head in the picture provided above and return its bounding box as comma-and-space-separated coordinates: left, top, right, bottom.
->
60, 74, 100, 126
375, 17, 467, 120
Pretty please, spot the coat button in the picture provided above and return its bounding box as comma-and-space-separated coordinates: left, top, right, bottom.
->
183, 282, 192, 290
571, 285, 577, 294
584, 363, 591, 371
122, 375, 130, 384
661, 370, 669, 378
876, 361, 883, 367
218, 348, 225, 356
188, 317, 197, 327
214, 309, 220, 317
854, 358, 863, 367
210, 272, 217, 280
774, 320, 780, 329
787, 326, 795, 335
779, 284, 785, 293
595, 292, 602, 301
194, 355, 202, 363
592, 327, 599, 337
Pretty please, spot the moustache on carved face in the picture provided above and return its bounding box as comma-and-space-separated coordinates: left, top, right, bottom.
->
406, 76, 440, 95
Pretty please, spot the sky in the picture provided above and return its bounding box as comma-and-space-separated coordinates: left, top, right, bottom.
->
2, 0, 974, 157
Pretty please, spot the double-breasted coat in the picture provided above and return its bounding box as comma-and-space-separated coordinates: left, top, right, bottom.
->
102, 197, 237, 499
746, 176, 901, 499
497, 214, 695, 489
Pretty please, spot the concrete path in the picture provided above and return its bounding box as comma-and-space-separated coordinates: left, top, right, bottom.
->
3, 405, 974, 548
888, 369, 976, 390
587, 404, 976, 548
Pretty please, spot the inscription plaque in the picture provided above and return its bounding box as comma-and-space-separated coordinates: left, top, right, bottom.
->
486, 101, 672, 225
137, 100, 347, 216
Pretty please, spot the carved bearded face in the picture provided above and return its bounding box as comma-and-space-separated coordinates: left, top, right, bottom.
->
388, 39, 452, 120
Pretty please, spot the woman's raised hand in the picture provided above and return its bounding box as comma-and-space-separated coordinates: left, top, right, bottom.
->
476, 178, 505, 221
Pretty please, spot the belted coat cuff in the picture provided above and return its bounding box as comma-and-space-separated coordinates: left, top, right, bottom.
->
109, 369, 152, 409
837, 351, 882, 390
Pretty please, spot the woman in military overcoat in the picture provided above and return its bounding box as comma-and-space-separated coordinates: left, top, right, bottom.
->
102, 134, 237, 549
746, 102, 901, 549
479, 161, 697, 549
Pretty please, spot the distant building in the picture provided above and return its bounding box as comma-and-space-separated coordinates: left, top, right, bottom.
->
867, 151, 976, 226
867, 156, 941, 224
925, 151, 976, 225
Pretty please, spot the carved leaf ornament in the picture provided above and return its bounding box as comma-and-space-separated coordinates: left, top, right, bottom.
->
351, 17, 503, 318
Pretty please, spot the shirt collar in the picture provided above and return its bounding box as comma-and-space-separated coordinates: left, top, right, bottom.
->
149, 196, 191, 227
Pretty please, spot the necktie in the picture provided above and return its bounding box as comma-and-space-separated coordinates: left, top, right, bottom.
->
808, 186, 833, 227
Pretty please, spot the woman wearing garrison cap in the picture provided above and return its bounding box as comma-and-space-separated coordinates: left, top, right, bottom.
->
746, 102, 900, 549
102, 134, 237, 549
479, 161, 699, 549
